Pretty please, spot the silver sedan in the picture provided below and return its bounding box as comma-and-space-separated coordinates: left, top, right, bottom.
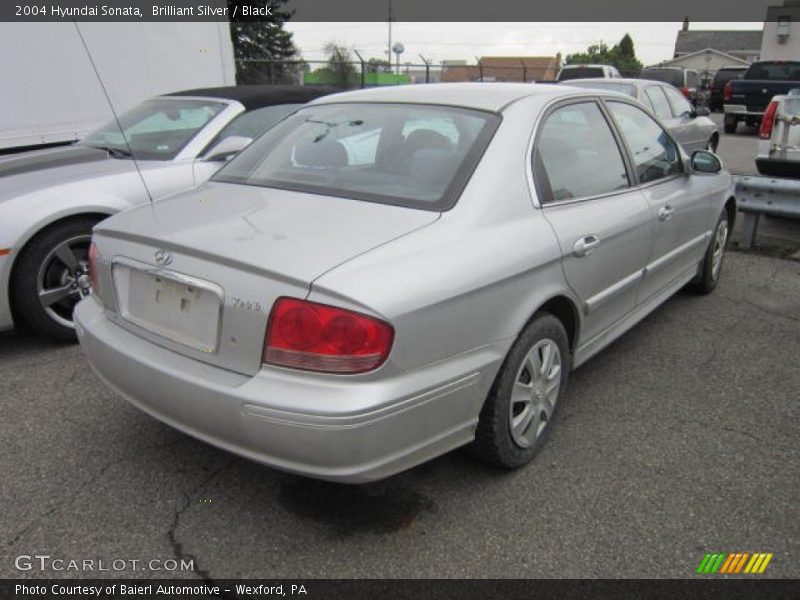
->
561, 78, 720, 153
75, 83, 736, 483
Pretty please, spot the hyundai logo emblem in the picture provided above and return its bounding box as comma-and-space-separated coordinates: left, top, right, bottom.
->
154, 250, 173, 266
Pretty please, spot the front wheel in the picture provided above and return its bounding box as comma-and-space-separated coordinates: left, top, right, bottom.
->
11, 218, 99, 341
690, 209, 729, 295
471, 313, 569, 469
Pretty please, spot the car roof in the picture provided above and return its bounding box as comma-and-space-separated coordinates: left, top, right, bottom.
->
161, 85, 332, 110
562, 77, 667, 88
308, 82, 588, 112
642, 66, 694, 72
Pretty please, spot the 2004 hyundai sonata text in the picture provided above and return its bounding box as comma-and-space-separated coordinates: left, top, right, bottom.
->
75, 83, 736, 483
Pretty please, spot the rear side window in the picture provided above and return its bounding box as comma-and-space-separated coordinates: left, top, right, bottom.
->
643, 86, 673, 120
535, 102, 629, 203
607, 101, 682, 185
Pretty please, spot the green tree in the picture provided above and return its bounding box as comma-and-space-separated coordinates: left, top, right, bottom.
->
366, 58, 390, 73
227, 0, 302, 84
565, 34, 643, 77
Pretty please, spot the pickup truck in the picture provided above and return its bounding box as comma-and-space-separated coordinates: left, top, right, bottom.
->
723, 61, 800, 134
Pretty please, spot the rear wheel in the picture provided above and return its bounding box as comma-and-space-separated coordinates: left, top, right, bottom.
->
723, 115, 738, 134
471, 313, 569, 468
11, 217, 99, 342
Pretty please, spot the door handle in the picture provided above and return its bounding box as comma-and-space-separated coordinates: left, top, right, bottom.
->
573, 234, 600, 258
658, 205, 674, 221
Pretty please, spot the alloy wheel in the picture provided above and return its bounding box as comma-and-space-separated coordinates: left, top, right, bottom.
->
36, 235, 93, 329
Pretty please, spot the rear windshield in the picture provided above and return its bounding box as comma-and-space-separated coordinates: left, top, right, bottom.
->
712, 68, 746, 86
212, 103, 500, 211
744, 62, 800, 81
563, 81, 637, 97
640, 69, 683, 87
558, 67, 604, 81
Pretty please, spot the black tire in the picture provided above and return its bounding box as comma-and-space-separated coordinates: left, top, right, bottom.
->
723, 115, 737, 134
471, 313, 570, 469
11, 217, 99, 342
707, 133, 719, 153
689, 209, 730, 295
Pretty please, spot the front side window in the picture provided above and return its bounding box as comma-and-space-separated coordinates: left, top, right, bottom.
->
212, 103, 499, 210
607, 101, 682, 185
535, 101, 629, 203
643, 86, 673, 121
661, 85, 693, 118
202, 104, 302, 154
81, 98, 226, 160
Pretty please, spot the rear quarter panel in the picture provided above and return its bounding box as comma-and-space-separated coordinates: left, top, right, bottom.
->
308, 96, 576, 375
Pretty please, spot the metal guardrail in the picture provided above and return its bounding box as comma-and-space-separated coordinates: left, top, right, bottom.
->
736, 175, 800, 248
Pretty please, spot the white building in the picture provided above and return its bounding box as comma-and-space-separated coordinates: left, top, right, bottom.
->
761, 0, 800, 61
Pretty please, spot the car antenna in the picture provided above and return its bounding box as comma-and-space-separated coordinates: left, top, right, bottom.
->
72, 21, 155, 206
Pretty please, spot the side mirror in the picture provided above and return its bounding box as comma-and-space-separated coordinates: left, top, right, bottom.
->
203, 135, 253, 162
694, 106, 710, 117
690, 150, 722, 174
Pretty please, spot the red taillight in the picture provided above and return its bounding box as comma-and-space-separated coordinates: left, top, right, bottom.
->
760, 101, 779, 140
88, 241, 100, 294
723, 81, 733, 102
681, 86, 690, 98
263, 297, 394, 374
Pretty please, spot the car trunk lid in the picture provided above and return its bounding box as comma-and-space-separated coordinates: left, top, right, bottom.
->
92, 181, 439, 376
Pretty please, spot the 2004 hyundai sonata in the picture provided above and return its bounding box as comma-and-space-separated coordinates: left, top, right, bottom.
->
75, 83, 736, 482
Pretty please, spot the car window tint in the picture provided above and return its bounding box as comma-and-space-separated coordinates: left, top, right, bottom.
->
205, 104, 301, 152
643, 87, 673, 120
213, 103, 499, 211
536, 102, 629, 203
607, 101, 682, 185
81, 98, 226, 160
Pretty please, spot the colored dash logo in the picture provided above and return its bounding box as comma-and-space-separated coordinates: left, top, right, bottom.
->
697, 552, 773, 574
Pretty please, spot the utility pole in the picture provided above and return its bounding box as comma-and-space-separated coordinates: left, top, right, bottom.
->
387, 0, 393, 68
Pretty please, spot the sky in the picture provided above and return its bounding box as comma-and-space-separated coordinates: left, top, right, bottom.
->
284, 22, 763, 67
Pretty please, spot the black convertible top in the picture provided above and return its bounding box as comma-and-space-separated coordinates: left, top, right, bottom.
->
162, 85, 333, 110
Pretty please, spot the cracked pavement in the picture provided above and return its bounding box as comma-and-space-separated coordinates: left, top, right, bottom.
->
1, 251, 798, 579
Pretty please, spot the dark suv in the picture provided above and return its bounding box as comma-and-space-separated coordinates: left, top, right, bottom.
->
639, 66, 702, 106
708, 66, 747, 112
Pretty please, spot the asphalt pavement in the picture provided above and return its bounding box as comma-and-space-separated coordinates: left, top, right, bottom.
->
2, 251, 798, 579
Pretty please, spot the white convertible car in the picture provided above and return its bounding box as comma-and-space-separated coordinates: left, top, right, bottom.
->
0, 85, 326, 340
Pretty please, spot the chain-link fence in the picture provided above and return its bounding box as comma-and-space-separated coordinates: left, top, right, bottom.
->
235, 59, 644, 90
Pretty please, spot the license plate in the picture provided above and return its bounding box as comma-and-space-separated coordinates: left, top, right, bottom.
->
113, 264, 221, 353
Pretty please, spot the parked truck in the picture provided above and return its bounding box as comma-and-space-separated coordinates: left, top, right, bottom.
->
723, 60, 800, 134
0, 22, 236, 153
736, 90, 800, 247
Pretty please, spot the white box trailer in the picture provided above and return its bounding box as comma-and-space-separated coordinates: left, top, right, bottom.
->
0, 22, 236, 151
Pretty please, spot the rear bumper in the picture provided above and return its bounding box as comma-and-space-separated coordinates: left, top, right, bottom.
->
75, 298, 502, 483
723, 105, 764, 118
